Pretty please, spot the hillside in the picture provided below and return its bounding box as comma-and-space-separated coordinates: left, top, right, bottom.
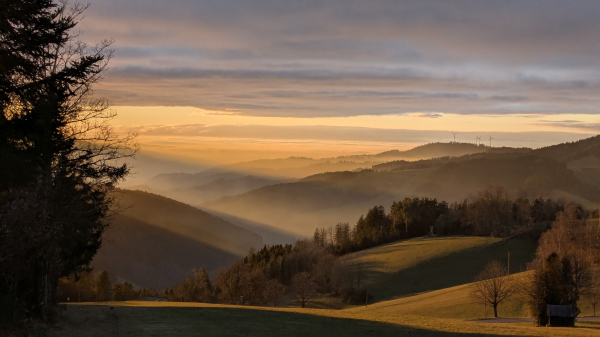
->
341, 236, 537, 303
205, 136, 600, 238
57, 235, 600, 336
143, 170, 246, 190
92, 190, 263, 289
535, 134, 600, 162
374, 143, 530, 160
131, 175, 293, 206
141, 142, 505, 192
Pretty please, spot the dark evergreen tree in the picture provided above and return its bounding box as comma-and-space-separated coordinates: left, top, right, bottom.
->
0, 0, 135, 322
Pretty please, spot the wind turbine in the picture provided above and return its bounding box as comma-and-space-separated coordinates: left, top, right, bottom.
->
476, 136, 481, 146
452, 133, 457, 143
489, 135, 494, 147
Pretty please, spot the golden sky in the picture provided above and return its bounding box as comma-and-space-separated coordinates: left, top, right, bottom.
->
113, 106, 597, 166
80, 0, 600, 168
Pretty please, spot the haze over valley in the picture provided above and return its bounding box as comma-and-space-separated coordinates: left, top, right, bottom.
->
3, 1, 600, 336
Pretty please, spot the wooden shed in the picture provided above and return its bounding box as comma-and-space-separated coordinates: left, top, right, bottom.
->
546, 304, 575, 327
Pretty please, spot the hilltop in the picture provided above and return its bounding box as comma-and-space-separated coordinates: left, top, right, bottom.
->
92, 190, 263, 289
140, 142, 508, 192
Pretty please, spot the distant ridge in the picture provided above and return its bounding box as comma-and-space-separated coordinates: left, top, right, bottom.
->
534, 134, 600, 161
205, 135, 600, 238
141, 142, 510, 192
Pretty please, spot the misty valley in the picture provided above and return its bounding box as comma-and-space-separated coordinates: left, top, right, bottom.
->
3, 1, 600, 336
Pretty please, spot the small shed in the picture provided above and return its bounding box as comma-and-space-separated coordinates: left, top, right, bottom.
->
546, 304, 575, 327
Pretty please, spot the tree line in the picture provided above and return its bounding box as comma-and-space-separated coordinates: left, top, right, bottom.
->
56, 185, 599, 319
58, 241, 370, 308
314, 186, 566, 255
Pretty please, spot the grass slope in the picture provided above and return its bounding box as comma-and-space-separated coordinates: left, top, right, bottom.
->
343, 236, 537, 302
351, 273, 599, 321
46, 302, 600, 337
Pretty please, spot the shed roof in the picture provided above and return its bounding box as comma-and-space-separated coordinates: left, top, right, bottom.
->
547, 304, 574, 318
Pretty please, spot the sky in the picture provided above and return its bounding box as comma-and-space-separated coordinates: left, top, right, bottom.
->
80, 0, 600, 166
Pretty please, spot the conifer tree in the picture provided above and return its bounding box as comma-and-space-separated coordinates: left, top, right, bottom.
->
0, 0, 135, 322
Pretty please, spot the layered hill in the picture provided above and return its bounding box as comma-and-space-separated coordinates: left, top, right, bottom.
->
131, 175, 293, 205
205, 136, 600, 238
142, 142, 507, 192
92, 190, 263, 289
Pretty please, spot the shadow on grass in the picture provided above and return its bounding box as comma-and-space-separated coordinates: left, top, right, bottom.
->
362, 236, 537, 302
64, 305, 515, 337
576, 319, 600, 330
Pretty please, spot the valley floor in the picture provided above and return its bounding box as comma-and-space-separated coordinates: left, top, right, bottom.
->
41, 301, 600, 337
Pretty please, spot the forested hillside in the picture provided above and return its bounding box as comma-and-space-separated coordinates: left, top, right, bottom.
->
140, 142, 501, 192
205, 136, 600, 238
92, 190, 263, 288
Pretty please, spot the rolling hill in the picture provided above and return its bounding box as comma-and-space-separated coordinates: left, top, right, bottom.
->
205, 136, 600, 238
141, 142, 509, 192
92, 190, 263, 289
60, 233, 600, 336
341, 236, 537, 303
132, 175, 294, 206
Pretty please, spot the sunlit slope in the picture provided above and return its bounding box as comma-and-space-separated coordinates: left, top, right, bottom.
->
351, 281, 527, 320
55, 302, 600, 337
92, 190, 263, 288
350, 271, 598, 321
344, 236, 537, 303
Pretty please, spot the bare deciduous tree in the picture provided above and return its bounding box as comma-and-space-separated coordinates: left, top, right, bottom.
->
263, 279, 286, 307
588, 269, 600, 317
177, 267, 212, 303
292, 272, 316, 308
470, 260, 514, 318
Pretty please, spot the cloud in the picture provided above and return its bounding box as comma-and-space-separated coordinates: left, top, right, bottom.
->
126, 123, 596, 149
532, 120, 600, 132
82, 0, 600, 118
414, 113, 443, 118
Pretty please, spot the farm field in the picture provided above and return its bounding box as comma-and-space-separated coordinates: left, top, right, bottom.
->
42, 302, 600, 337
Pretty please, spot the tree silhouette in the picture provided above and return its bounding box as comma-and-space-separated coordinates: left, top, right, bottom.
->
470, 260, 514, 318
0, 0, 136, 322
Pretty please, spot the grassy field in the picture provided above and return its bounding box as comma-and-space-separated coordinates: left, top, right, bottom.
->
42, 302, 600, 337
37, 236, 600, 336
342, 235, 537, 302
